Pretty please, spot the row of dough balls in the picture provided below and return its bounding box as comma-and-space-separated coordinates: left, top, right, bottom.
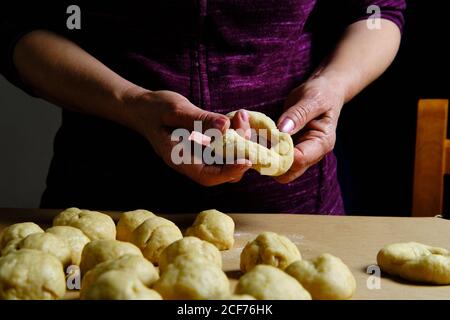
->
116, 210, 358, 300
1, 207, 448, 300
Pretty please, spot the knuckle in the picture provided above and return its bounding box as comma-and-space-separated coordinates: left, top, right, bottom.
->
291, 105, 310, 125
292, 152, 308, 171
197, 111, 210, 123
323, 134, 336, 153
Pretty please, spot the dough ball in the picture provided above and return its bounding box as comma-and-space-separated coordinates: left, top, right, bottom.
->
285, 253, 356, 300
153, 255, 230, 300
0, 222, 44, 252
53, 207, 116, 240
159, 236, 222, 274
0, 249, 66, 300
80, 239, 142, 275
116, 209, 155, 242
240, 231, 301, 272
235, 265, 311, 300
80, 270, 162, 300
46, 226, 91, 265
130, 217, 182, 264
11, 233, 72, 267
82, 254, 159, 290
377, 242, 450, 284
1, 239, 22, 256
185, 209, 235, 250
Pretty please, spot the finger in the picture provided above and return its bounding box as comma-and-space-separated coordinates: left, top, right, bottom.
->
230, 109, 251, 139
174, 158, 252, 187
275, 136, 328, 184
277, 97, 328, 135
195, 160, 253, 186
166, 102, 230, 133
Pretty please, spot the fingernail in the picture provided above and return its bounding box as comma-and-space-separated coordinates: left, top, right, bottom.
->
213, 118, 227, 131
279, 118, 295, 133
240, 110, 249, 122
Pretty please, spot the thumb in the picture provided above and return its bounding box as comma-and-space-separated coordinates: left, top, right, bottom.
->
169, 103, 230, 133
277, 97, 326, 135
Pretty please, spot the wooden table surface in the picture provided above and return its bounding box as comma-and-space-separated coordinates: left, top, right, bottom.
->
1, 208, 449, 300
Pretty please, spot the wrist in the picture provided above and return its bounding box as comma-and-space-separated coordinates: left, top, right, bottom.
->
116, 84, 154, 138
309, 69, 348, 101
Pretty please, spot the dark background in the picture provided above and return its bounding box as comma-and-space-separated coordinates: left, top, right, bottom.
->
332, 0, 450, 216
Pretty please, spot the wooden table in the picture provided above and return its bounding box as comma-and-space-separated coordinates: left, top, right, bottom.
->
1, 209, 449, 300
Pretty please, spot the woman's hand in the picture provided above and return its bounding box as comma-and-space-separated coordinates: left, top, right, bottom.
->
126, 89, 252, 186
275, 76, 345, 184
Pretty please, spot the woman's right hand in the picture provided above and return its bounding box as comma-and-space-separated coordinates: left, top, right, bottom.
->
125, 88, 252, 186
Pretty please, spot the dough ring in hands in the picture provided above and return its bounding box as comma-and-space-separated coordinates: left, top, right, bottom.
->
377, 242, 450, 284
211, 110, 294, 176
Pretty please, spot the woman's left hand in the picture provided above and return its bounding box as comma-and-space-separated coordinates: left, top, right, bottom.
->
275, 75, 345, 184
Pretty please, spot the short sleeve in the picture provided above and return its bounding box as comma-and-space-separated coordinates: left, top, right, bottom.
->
347, 0, 406, 32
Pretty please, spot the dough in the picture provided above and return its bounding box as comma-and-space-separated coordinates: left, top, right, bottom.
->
82, 254, 159, 290
0, 222, 44, 253
377, 242, 450, 284
153, 255, 230, 300
159, 236, 222, 274
53, 207, 116, 240
130, 216, 183, 264
46, 226, 91, 265
211, 111, 294, 176
116, 209, 155, 242
240, 231, 301, 272
285, 253, 356, 300
0, 249, 66, 300
185, 209, 235, 250
6, 232, 72, 267
235, 265, 311, 300
80, 239, 143, 275
1, 239, 23, 257
80, 270, 162, 300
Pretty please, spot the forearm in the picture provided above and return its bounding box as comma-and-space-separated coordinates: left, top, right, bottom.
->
13, 30, 148, 134
311, 19, 401, 103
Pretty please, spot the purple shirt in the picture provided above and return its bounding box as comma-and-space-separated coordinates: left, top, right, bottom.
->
0, 1, 405, 214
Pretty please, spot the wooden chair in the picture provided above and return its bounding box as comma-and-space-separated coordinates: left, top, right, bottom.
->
412, 99, 449, 217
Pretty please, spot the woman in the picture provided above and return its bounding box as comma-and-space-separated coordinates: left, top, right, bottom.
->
0, 1, 405, 213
